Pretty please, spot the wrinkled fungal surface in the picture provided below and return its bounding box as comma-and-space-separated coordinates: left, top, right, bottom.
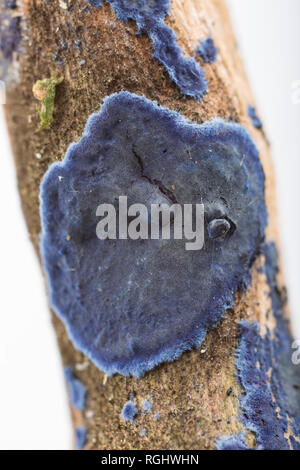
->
40, 91, 267, 377
196, 37, 218, 63
227, 243, 300, 450
84, 0, 207, 99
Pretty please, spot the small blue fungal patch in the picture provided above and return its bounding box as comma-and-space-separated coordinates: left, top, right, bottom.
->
196, 37, 218, 63
75, 427, 87, 450
140, 427, 147, 437
64, 366, 87, 411
84, 0, 207, 99
0, 9, 21, 62
154, 412, 161, 421
74, 40, 82, 52
248, 105, 263, 129
142, 399, 153, 414
121, 401, 138, 423
40, 91, 267, 377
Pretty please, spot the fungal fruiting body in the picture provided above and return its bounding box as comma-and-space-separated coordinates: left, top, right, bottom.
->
142, 399, 153, 414
85, 0, 207, 99
248, 105, 263, 129
75, 427, 87, 450
121, 401, 138, 423
217, 243, 300, 450
40, 91, 267, 377
196, 37, 218, 63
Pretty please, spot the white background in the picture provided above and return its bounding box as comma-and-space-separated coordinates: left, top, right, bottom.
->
0, 0, 299, 450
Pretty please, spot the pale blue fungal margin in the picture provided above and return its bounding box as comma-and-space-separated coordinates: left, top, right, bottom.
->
84, 0, 207, 99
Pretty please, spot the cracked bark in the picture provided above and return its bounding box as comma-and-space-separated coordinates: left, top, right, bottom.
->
3, 0, 299, 449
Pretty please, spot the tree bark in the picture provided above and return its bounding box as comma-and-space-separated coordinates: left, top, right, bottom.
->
2, 0, 300, 450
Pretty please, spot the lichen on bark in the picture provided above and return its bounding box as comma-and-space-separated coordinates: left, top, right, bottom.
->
32, 73, 63, 130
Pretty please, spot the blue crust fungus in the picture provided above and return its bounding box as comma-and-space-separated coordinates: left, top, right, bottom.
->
226, 243, 300, 450
40, 91, 267, 377
121, 401, 138, 422
75, 427, 87, 449
64, 366, 87, 411
248, 105, 263, 129
84, 0, 207, 99
196, 37, 218, 64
